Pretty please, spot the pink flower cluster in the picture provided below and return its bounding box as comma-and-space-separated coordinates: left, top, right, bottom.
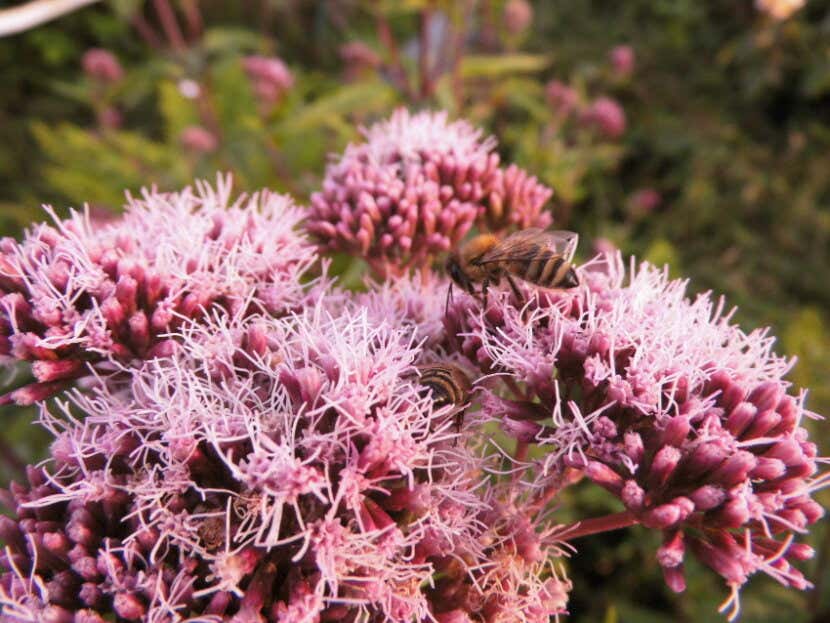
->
242, 56, 294, 106
0, 176, 318, 405
545, 67, 628, 139
0, 296, 569, 622
307, 109, 552, 275
0, 110, 825, 622
446, 253, 827, 618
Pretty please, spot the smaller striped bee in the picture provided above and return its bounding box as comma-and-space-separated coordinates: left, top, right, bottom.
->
415, 363, 472, 432
446, 228, 579, 306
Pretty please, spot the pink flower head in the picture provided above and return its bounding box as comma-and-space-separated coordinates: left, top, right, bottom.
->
0, 305, 567, 621
583, 96, 627, 139
545, 80, 579, 117
609, 45, 635, 76
504, 0, 534, 35
81, 48, 123, 84
486, 164, 553, 230
180, 126, 218, 154
448, 253, 827, 616
243, 55, 294, 105
308, 109, 499, 273
308, 109, 553, 274
0, 175, 319, 404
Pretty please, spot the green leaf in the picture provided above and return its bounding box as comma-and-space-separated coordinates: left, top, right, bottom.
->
158, 81, 200, 143
459, 54, 552, 79
277, 80, 398, 133
202, 28, 263, 56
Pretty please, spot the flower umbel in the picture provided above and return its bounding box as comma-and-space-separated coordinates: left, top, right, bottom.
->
307, 109, 552, 275
0, 175, 318, 405
450, 253, 827, 619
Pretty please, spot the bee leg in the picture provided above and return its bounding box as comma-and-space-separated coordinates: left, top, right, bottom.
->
505, 273, 524, 306
481, 279, 490, 309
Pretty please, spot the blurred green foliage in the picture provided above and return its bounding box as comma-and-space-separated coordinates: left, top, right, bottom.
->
0, 1, 828, 621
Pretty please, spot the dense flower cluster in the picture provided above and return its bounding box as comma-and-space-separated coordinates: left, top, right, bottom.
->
0, 288, 569, 622
446, 253, 827, 618
307, 109, 552, 275
0, 176, 318, 405
0, 110, 825, 622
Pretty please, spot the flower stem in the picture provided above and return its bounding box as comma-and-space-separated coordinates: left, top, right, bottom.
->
562, 510, 639, 540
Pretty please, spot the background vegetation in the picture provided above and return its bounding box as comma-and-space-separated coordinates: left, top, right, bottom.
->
0, 1, 828, 621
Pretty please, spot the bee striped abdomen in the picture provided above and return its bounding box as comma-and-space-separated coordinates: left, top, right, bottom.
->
416, 364, 471, 408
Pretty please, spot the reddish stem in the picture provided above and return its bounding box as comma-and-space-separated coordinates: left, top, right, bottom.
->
180, 0, 203, 40
376, 14, 412, 98
562, 510, 639, 540
153, 0, 186, 51
131, 12, 162, 48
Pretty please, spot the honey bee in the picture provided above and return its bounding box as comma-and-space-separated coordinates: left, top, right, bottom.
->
446, 228, 579, 306
415, 363, 472, 431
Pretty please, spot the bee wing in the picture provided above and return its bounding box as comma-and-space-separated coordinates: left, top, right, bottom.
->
475, 229, 579, 265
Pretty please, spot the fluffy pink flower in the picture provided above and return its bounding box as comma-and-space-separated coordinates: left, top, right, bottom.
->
81, 48, 123, 84
180, 126, 218, 153
308, 109, 553, 274
583, 96, 627, 139
609, 45, 635, 76
446, 253, 827, 618
0, 307, 568, 621
308, 109, 499, 273
0, 175, 319, 404
243, 55, 294, 105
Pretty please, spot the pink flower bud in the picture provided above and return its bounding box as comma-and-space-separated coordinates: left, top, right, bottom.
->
504, 0, 534, 35
748, 381, 784, 412
662, 564, 686, 593
629, 188, 661, 213
708, 450, 757, 487
113, 592, 146, 620
621, 479, 645, 511
657, 530, 685, 569
726, 401, 757, 437
82, 48, 124, 83
649, 445, 681, 487
180, 126, 218, 154
502, 416, 543, 442
584, 460, 624, 493
661, 415, 691, 447
609, 45, 635, 76
31, 360, 84, 382
583, 97, 626, 139
545, 80, 579, 116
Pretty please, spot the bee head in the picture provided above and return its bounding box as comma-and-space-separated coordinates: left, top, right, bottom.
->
562, 267, 579, 288
445, 255, 470, 291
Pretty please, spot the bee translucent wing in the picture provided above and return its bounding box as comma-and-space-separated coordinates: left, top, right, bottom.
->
476, 229, 579, 265
547, 230, 579, 262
